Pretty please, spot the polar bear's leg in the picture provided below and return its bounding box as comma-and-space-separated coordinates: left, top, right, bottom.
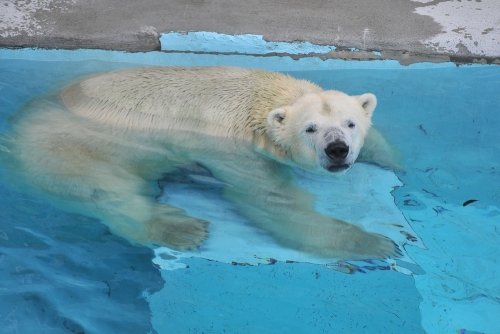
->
84, 170, 209, 250
223, 182, 399, 259
12, 116, 209, 250
18, 154, 208, 250
205, 158, 399, 259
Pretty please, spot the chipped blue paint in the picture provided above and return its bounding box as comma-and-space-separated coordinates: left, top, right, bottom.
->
159, 31, 336, 55
0, 48, 464, 72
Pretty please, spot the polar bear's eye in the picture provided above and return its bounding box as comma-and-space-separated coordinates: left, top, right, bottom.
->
305, 125, 317, 134
348, 121, 356, 129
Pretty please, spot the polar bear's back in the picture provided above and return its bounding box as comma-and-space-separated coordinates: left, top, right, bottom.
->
60, 67, 320, 138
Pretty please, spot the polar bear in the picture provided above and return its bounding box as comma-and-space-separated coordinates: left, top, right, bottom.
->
7, 66, 400, 259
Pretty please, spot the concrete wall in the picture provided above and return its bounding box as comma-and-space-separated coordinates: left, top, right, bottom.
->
0, 0, 499, 63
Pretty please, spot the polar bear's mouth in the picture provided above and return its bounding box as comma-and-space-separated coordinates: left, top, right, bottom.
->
326, 164, 351, 173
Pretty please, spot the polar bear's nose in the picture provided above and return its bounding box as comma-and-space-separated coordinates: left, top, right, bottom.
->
325, 141, 349, 160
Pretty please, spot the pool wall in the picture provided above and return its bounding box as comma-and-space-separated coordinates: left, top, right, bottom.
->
1, 3, 499, 333
1, 42, 499, 333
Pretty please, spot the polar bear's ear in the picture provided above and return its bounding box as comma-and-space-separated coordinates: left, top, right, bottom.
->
267, 107, 287, 128
267, 107, 288, 142
356, 93, 377, 118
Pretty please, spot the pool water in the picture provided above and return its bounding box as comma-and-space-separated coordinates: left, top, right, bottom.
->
0, 49, 499, 334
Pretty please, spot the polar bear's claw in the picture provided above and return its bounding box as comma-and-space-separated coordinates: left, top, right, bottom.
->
342, 231, 402, 260
373, 236, 402, 259
148, 217, 209, 251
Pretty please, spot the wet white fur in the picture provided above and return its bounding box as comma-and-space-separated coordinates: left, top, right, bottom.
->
8, 66, 400, 259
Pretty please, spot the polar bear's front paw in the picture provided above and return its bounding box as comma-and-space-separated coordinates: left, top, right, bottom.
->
147, 217, 209, 251
347, 232, 402, 260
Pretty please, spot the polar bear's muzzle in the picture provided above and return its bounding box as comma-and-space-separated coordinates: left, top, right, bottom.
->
325, 141, 349, 160
324, 140, 351, 172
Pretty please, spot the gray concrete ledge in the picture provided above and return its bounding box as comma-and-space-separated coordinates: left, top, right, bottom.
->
1, 0, 499, 64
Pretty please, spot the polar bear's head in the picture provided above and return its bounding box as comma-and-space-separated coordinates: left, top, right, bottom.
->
267, 91, 376, 173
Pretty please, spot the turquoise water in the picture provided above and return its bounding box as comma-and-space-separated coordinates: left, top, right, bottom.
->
0, 50, 499, 333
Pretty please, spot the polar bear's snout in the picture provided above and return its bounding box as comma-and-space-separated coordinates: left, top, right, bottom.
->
324, 140, 351, 172
325, 140, 349, 160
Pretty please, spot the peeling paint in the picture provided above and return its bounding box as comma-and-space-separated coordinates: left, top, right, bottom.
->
0, 47, 465, 71
0, 0, 75, 37
160, 31, 336, 55
412, 0, 499, 56
159, 31, 394, 62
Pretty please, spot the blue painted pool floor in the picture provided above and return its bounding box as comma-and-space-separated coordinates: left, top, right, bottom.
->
0, 50, 499, 333
0, 183, 163, 334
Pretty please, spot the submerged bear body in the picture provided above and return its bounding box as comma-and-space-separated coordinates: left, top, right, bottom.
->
8, 66, 399, 259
